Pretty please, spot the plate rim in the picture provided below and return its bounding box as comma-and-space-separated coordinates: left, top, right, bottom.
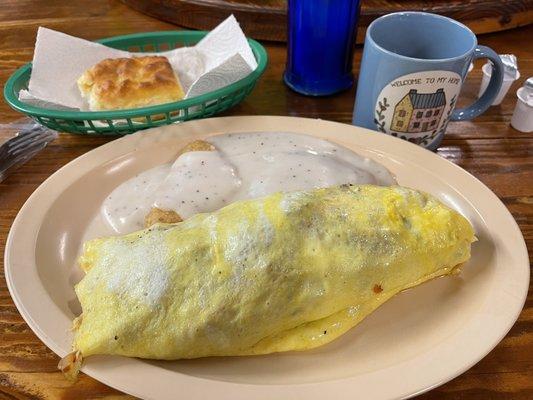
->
4, 116, 529, 400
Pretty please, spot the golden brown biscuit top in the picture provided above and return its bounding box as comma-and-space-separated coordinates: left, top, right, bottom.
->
78, 56, 185, 111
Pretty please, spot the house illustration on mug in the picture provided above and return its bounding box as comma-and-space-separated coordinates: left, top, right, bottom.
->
390, 88, 446, 133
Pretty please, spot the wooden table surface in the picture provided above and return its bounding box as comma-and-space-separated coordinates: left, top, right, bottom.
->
0, 1, 531, 399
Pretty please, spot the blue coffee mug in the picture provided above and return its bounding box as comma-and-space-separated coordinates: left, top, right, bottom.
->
352, 12, 504, 150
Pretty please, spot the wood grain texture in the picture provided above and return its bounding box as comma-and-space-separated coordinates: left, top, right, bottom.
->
121, 0, 533, 42
0, 1, 532, 398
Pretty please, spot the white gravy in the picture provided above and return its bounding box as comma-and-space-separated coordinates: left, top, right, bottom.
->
102, 132, 395, 234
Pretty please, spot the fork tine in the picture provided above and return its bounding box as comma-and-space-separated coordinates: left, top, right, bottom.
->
12, 124, 44, 138
10, 135, 56, 157
7, 130, 48, 152
8, 131, 57, 155
0, 121, 58, 183
2, 142, 50, 171
6, 132, 45, 152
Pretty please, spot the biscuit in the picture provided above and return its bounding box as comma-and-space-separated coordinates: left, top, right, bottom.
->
78, 56, 185, 111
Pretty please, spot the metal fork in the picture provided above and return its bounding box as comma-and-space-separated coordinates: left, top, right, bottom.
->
0, 121, 58, 183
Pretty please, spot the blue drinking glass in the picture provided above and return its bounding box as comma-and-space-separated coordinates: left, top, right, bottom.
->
284, 0, 362, 96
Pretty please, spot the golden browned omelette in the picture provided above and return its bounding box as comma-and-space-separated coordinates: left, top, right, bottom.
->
77, 56, 185, 111
62, 184, 475, 379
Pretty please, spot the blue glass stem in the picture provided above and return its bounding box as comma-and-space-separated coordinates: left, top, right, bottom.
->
284, 0, 361, 96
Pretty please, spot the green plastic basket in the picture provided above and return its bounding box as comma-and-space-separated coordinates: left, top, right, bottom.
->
4, 31, 267, 135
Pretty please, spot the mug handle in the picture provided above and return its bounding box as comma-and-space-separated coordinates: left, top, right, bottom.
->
451, 45, 504, 121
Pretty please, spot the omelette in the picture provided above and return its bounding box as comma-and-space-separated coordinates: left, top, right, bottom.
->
60, 184, 474, 377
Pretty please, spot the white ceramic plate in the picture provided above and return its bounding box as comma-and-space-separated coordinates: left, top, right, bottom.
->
5, 116, 529, 400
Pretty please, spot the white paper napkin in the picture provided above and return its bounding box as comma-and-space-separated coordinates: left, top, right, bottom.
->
20, 15, 257, 111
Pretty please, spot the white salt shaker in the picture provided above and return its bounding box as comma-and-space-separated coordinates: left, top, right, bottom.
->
478, 54, 520, 105
511, 78, 533, 133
